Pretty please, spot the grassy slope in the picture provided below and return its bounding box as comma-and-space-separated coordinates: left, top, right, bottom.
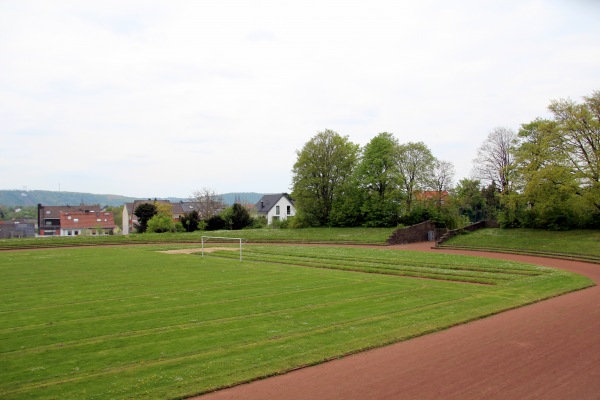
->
0, 245, 591, 399
440, 228, 600, 261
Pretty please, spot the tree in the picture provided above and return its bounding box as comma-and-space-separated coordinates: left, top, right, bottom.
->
133, 203, 157, 233
219, 204, 252, 230
190, 187, 225, 220
180, 210, 200, 232
205, 214, 226, 231
511, 98, 600, 229
396, 142, 435, 212
355, 132, 402, 226
291, 129, 359, 226
230, 203, 252, 230
328, 177, 365, 227
548, 90, 600, 211
428, 159, 455, 208
472, 127, 517, 193
155, 202, 173, 217
512, 118, 572, 228
453, 178, 485, 222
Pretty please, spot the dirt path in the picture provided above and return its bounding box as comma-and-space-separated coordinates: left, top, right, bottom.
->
195, 242, 600, 400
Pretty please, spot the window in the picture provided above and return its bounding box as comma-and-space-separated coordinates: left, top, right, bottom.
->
287, 206, 291, 215
276, 206, 280, 215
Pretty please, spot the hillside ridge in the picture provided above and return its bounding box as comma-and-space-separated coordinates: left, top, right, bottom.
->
0, 190, 265, 207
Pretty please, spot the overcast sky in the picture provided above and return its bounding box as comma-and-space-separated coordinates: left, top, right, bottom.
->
1, 0, 599, 198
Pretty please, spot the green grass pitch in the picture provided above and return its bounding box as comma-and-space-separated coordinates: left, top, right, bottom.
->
0, 245, 592, 399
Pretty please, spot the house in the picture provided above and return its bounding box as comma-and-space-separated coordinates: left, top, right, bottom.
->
255, 193, 295, 225
37, 204, 103, 236
123, 200, 172, 234
0, 220, 36, 238
59, 211, 116, 236
173, 201, 205, 220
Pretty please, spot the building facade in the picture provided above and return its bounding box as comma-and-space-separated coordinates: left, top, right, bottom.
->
255, 193, 296, 225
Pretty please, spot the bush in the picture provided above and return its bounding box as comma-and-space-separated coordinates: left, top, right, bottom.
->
180, 210, 200, 232
175, 222, 185, 233
147, 214, 176, 233
231, 203, 252, 230
249, 215, 267, 229
205, 215, 226, 231
272, 218, 290, 229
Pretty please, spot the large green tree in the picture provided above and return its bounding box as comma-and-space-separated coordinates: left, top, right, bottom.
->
493, 90, 600, 229
512, 118, 572, 228
396, 142, 435, 212
548, 90, 600, 212
291, 129, 359, 226
453, 178, 485, 222
355, 132, 402, 226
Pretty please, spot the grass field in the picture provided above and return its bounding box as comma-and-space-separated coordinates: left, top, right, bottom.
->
0, 227, 395, 251
440, 228, 600, 261
0, 244, 592, 399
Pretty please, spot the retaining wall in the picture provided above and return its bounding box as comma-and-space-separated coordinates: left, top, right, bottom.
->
387, 221, 444, 245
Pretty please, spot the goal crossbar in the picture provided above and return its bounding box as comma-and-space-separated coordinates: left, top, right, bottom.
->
201, 236, 246, 262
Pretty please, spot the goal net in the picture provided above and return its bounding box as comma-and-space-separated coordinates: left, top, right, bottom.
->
201, 236, 247, 262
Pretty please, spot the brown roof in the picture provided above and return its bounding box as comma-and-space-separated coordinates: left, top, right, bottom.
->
40, 205, 102, 219
60, 211, 115, 229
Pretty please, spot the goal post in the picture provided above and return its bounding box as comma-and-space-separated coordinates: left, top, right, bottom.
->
201, 236, 246, 262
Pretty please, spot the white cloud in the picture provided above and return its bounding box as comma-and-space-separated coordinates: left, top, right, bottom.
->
1, 0, 599, 197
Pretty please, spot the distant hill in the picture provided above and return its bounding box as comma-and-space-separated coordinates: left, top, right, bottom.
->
0, 190, 136, 207
0, 190, 266, 207
220, 192, 264, 206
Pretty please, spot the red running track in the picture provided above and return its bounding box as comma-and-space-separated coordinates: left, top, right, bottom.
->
195, 243, 600, 400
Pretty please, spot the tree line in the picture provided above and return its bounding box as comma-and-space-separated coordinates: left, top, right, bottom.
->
291, 89, 599, 230
133, 189, 261, 234
291, 130, 463, 228
473, 90, 599, 229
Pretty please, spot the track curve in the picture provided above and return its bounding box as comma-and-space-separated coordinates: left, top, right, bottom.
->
195, 242, 600, 400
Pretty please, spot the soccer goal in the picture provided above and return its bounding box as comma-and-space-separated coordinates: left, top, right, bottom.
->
201, 236, 247, 262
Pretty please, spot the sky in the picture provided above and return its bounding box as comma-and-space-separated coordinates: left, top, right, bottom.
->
1, 0, 599, 199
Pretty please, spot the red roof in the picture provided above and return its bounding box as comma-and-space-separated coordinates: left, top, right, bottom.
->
415, 191, 449, 200
60, 211, 116, 229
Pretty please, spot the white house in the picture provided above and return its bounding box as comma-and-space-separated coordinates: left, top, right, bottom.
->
255, 193, 296, 225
